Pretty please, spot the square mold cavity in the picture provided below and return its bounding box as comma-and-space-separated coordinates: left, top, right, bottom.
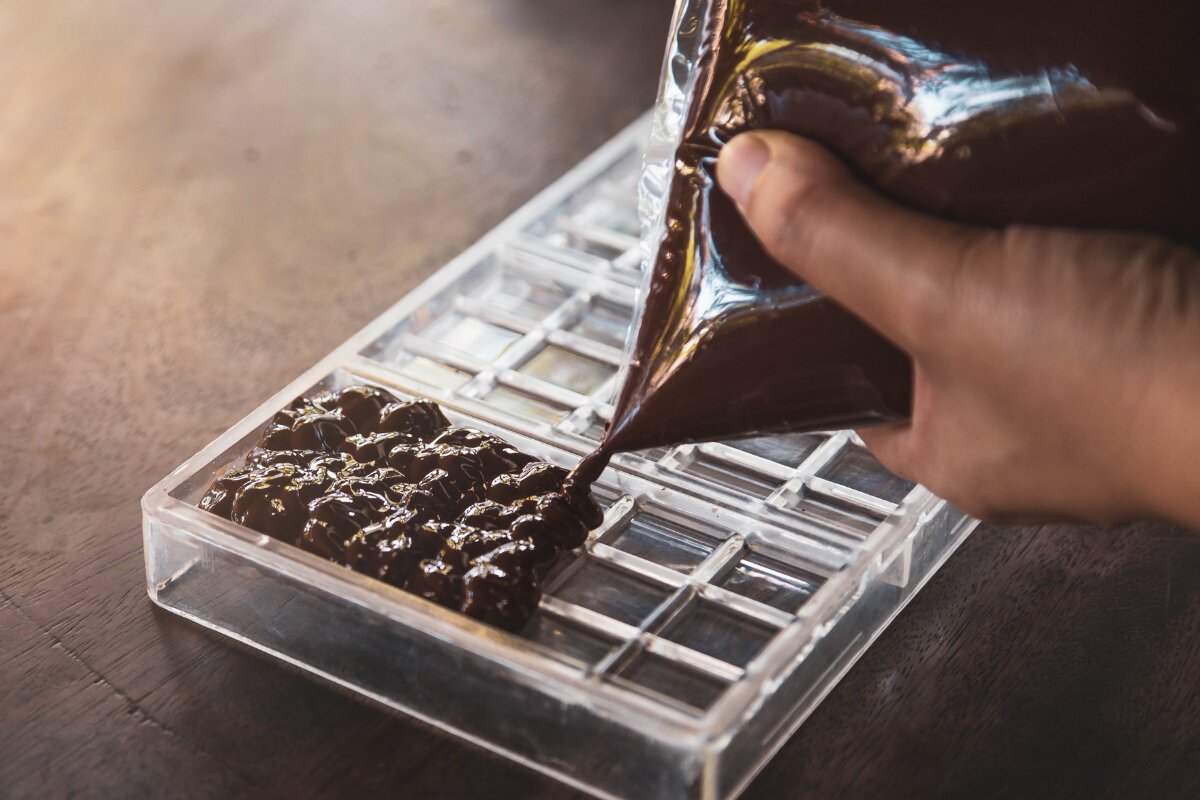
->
471, 265, 575, 322
610, 649, 730, 714
549, 557, 676, 628
392, 354, 473, 391
570, 295, 635, 350
655, 598, 780, 670
788, 489, 890, 538
518, 344, 615, 396
421, 312, 523, 361
519, 610, 623, 670
524, 156, 644, 250
714, 547, 828, 614
143, 114, 976, 800
602, 512, 720, 575
664, 445, 789, 500
480, 383, 573, 425
722, 432, 826, 469
818, 444, 916, 504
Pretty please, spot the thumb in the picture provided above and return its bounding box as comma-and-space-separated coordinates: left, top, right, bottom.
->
717, 130, 997, 349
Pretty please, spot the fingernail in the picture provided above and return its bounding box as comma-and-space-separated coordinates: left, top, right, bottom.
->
719, 133, 770, 209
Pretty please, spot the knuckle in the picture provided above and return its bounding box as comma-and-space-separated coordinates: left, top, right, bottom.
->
897, 226, 998, 349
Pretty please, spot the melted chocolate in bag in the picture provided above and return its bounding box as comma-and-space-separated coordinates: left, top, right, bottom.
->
568, 0, 1199, 490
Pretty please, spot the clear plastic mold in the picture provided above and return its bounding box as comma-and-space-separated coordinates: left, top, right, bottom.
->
143, 114, 976, 800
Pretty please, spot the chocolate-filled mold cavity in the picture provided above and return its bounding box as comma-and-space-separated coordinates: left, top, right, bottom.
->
198, 385, 603, 632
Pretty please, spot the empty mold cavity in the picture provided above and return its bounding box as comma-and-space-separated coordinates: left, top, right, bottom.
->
723, 432, 826, 469
422, 313, 523, 361
550, 558, 674, 627
675, 449, 783, 500
715, 551, 825, 614
519, 345, 614, 396
819, 445, 915, 504
480, 384, 571, 425
520, 611, 622, 669
604, 513, 720, 575
610, 649, 729, 713
477, 271, 574, 321
792, 490, 889, 537
394, 355, 473, 390
570, 295, 634, 350
656, 599, 778, 669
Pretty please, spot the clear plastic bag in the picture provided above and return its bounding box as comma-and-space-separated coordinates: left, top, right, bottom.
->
585, 0, 1198, 475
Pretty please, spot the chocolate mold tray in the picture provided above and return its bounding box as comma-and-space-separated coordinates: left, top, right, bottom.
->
143, 113, 976, 800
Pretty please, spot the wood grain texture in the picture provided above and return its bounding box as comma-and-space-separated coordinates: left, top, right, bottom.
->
2, 2, 1198, 798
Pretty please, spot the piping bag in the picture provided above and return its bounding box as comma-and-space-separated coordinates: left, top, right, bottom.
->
568, 0, 1199, 492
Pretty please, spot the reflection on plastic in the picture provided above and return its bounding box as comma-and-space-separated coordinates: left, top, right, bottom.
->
568, 0, 1198, 491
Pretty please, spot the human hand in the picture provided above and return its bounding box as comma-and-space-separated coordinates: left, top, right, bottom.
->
717, 131, 1200, 527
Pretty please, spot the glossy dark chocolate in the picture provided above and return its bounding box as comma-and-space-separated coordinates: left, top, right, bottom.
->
200, 385, 602, 631
570, 0, 1199, 488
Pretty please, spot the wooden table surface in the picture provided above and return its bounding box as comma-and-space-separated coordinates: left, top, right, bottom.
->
3, 2, 1199, 798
